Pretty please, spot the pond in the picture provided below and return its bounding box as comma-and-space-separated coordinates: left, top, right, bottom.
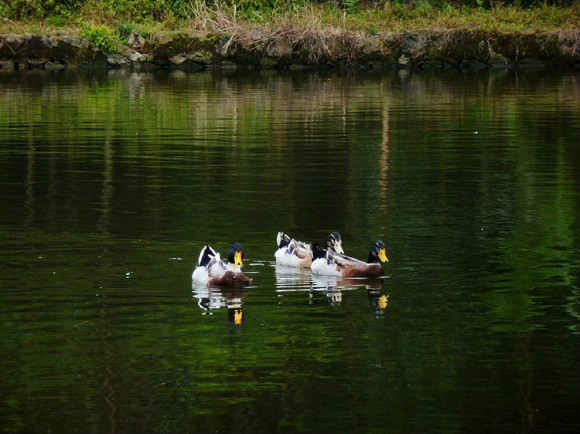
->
0, 69, 579, 434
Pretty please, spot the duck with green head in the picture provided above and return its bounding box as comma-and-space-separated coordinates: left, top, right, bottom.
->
311, 240, 388, 278
192, 243, 252, 287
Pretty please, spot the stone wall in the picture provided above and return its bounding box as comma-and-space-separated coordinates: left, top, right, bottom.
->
1, 30, 579, 72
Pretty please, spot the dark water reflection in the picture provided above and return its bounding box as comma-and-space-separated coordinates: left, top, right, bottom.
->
0, 69, 579, 434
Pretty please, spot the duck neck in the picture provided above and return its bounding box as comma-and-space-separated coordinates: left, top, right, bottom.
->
228, 263, 242, 273
367, 253, 379, 264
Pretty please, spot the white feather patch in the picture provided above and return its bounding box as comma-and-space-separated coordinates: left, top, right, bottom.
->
311, 257, 341, 277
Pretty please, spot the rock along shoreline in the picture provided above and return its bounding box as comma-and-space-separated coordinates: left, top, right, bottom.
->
1, 30, 579, 72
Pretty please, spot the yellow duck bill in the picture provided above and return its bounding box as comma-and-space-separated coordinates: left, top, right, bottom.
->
378, 248, 389, 263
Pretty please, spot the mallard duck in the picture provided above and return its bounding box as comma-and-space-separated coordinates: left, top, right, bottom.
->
192, 243, 252, 287
274, 231, 345, 268
311, 240, 388, 278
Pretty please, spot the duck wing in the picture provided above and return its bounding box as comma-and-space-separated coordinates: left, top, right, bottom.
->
285, 238, 311, 251
293, 245, 313, 260
198, 245, 218, 266
286, 240, 312, 257
295, 240, 312, 250
327, 250, 366, 268
206, 253, 228, 278
287, 240, 299, 251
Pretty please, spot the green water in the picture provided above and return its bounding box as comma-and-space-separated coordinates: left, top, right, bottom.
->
0, 69, 579, 434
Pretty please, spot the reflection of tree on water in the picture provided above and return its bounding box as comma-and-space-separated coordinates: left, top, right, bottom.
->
192, 285, 248, 328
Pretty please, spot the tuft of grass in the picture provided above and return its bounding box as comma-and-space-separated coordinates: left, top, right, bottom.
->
78, 22, 119, 53
116, 22, 135, 44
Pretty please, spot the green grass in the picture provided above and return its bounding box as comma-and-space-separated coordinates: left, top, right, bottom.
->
0, 2, 578, 37
78, 22, 119, 52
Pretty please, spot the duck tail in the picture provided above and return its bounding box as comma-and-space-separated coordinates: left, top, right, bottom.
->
311, 243, 327, 260
198, 245, 217, 267
276, 231, 292, 248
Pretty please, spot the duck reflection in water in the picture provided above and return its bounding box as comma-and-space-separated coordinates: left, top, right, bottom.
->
273, 264, 312, 289
367, 289, 389, 315
311, 274, 386, 306
274, 264, 346, 306
192, 285, 248, 328
274, 263, 387, 307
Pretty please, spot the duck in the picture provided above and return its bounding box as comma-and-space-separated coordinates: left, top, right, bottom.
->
192, 243, 252, 287
274, 231, 345, 268
311, 240, 388, 278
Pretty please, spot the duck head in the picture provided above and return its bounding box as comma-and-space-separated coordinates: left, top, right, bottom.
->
367, 240, 388, 263
327, 231, 344, 254
228, 243, 244, 271
276, 232, 292, 248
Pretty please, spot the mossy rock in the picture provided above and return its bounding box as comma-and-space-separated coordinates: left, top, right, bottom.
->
401, 33, 429, 60
54, 36, 107, 62
0, 34, 106, 65
258, 56, 281, 68
185, 50, 215, 64
0, 35, 53, 60
225, 46, 262, 67
148, 34, 218, 63
381, 33, 404, 61
358, 37, 387, 62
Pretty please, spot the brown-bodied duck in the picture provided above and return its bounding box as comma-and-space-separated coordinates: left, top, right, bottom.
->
311, 240, 388, 278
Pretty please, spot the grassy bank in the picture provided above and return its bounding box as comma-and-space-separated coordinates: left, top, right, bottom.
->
1, 2, 579, 38
1, 2, 579, 70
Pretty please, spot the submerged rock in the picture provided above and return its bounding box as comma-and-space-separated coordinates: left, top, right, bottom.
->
460, 58, 492, 70
44, 60, 66, 70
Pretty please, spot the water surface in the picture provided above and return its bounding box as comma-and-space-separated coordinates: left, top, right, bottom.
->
0, 69, 579, 434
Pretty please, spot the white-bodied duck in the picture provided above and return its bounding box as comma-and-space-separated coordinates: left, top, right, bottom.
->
192, 243, 252, 287
274, 231, 344, 268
